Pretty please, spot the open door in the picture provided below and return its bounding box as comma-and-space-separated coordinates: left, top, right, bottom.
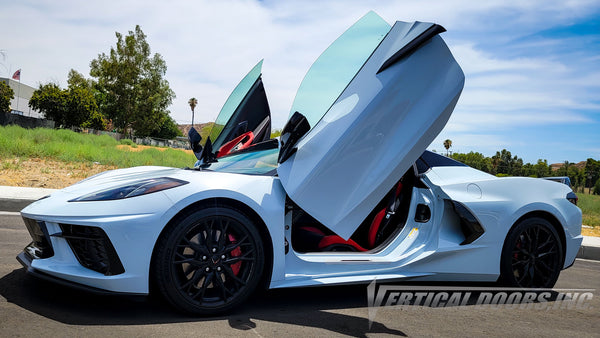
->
205, 60, 272, 159
278, 12, 465, 240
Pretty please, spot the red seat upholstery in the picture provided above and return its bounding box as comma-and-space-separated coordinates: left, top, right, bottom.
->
299, 181, 403, 252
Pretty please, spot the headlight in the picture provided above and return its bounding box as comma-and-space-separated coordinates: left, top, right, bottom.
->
69, 177, 188, 202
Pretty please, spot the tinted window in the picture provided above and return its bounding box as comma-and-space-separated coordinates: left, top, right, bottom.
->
208, 60, 263, 146
289, 11, 390, 129
417, 151, 466, 174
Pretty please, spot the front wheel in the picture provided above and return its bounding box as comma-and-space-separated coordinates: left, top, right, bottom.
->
153, 206, 264, 315
499, 217, 563, 288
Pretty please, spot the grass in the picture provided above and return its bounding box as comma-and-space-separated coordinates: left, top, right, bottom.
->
0, 125, 195, 168
579, 192, 600, 228
119, 138, 137, 147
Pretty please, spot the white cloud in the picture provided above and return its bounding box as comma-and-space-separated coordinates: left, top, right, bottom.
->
1, 0, 598, 162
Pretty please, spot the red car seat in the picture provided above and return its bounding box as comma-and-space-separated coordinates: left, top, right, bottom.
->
298, 181, 404, 252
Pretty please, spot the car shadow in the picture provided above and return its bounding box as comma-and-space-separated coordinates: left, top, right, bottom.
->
0, 268, 406, 337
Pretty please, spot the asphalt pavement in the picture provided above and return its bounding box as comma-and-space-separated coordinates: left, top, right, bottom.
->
1, 212, 599, 337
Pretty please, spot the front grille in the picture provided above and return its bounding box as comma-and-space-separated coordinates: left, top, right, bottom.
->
22, 217, 54, 259
58, 224, 125, 276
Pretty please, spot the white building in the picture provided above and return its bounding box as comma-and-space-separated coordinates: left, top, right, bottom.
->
0, 77, 42, 118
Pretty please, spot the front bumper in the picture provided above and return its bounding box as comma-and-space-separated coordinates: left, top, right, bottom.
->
16, 251, 144, 296
17, 210, 168, 294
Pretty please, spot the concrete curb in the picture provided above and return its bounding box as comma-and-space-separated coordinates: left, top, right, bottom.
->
0, 186, 55, 213
1, 185, 599, 261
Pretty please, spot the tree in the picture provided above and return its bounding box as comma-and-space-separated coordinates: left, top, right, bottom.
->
188, 97, 198, 125
532, 159, 550, 178
154, 114, 183, 139
90, 25, 175, 137
0, 81, 14, 113
443, 139, 452, 156
567, 165, 585, 193
491, 149, 523, 176
67, 69, 106, 130
451, 151, 491, 172
28, 71, 104, 129
585, 158, 600, 192
29, 83, 67, 126
594, 178, 600, 195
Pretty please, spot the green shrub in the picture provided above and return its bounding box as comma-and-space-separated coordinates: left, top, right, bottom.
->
594, 178, 600, 195
120, 138, 134, 146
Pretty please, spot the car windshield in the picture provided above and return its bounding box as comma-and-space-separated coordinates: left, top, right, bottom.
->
196, 148, 279, 175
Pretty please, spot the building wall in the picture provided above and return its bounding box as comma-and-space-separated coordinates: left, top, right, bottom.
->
0, 77, 42, 118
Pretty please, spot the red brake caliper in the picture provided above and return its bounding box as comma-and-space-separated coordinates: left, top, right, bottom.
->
228, 234, 242, 276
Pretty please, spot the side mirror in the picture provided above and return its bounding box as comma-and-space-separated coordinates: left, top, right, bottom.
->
188, 127, 203, 160
278, 111, 310, 163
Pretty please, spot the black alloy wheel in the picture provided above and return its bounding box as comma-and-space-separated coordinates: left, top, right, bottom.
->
500, 217, 563, 288
153, 206, 264, 314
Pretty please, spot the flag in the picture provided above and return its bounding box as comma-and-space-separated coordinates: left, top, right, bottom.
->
12, 69, 21, 81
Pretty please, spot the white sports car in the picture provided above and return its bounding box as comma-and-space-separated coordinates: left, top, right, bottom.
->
18, 12, 582, 314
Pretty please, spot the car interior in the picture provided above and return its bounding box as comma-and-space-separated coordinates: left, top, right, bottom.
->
290, 167, 416, 253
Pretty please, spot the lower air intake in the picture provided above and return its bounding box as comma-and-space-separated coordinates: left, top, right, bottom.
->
58, 224, 125, 276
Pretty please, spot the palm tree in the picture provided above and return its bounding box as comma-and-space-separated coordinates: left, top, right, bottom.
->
188, 97, 198, 126
443, 139, 452, 156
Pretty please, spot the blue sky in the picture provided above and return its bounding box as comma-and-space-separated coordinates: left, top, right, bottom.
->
0, 0, 598, 164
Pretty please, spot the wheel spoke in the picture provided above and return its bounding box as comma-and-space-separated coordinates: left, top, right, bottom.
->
513, 247, 529, 256
537, 260, 555, 273
178, 237, 200, 252
213, 272, 233, 301
191, 273, 213, 300
537, 249, 557, 259
217, 219, 230, 249
224, 249, 255, 264
516, 267, 529, 285
537, 236, 554, 250
511, 258, 528, 265
173, 252, 196, 264
180, 269, 204, 293
223, 265, 247, 289
224, 234, 249, 252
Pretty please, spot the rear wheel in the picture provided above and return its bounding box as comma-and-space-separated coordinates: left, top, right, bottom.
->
500, 217, 563, 288
153, 207, 264, 314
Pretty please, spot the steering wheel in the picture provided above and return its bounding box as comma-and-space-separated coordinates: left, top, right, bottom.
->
217, 131, 255, 158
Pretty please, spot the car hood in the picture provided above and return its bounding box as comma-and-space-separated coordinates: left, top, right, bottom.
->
278, 12, 465, 239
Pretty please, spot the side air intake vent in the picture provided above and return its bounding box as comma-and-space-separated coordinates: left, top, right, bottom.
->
446, 200, 485, 245
22, 217, 54, 259
56, 224, 125, 276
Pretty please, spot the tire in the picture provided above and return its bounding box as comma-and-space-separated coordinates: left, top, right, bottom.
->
499, 217, 563, 288
153, 206, 265, 315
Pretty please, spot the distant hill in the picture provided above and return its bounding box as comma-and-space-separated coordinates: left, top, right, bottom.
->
550, 161, 586, 171
177, 123, 214, 141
